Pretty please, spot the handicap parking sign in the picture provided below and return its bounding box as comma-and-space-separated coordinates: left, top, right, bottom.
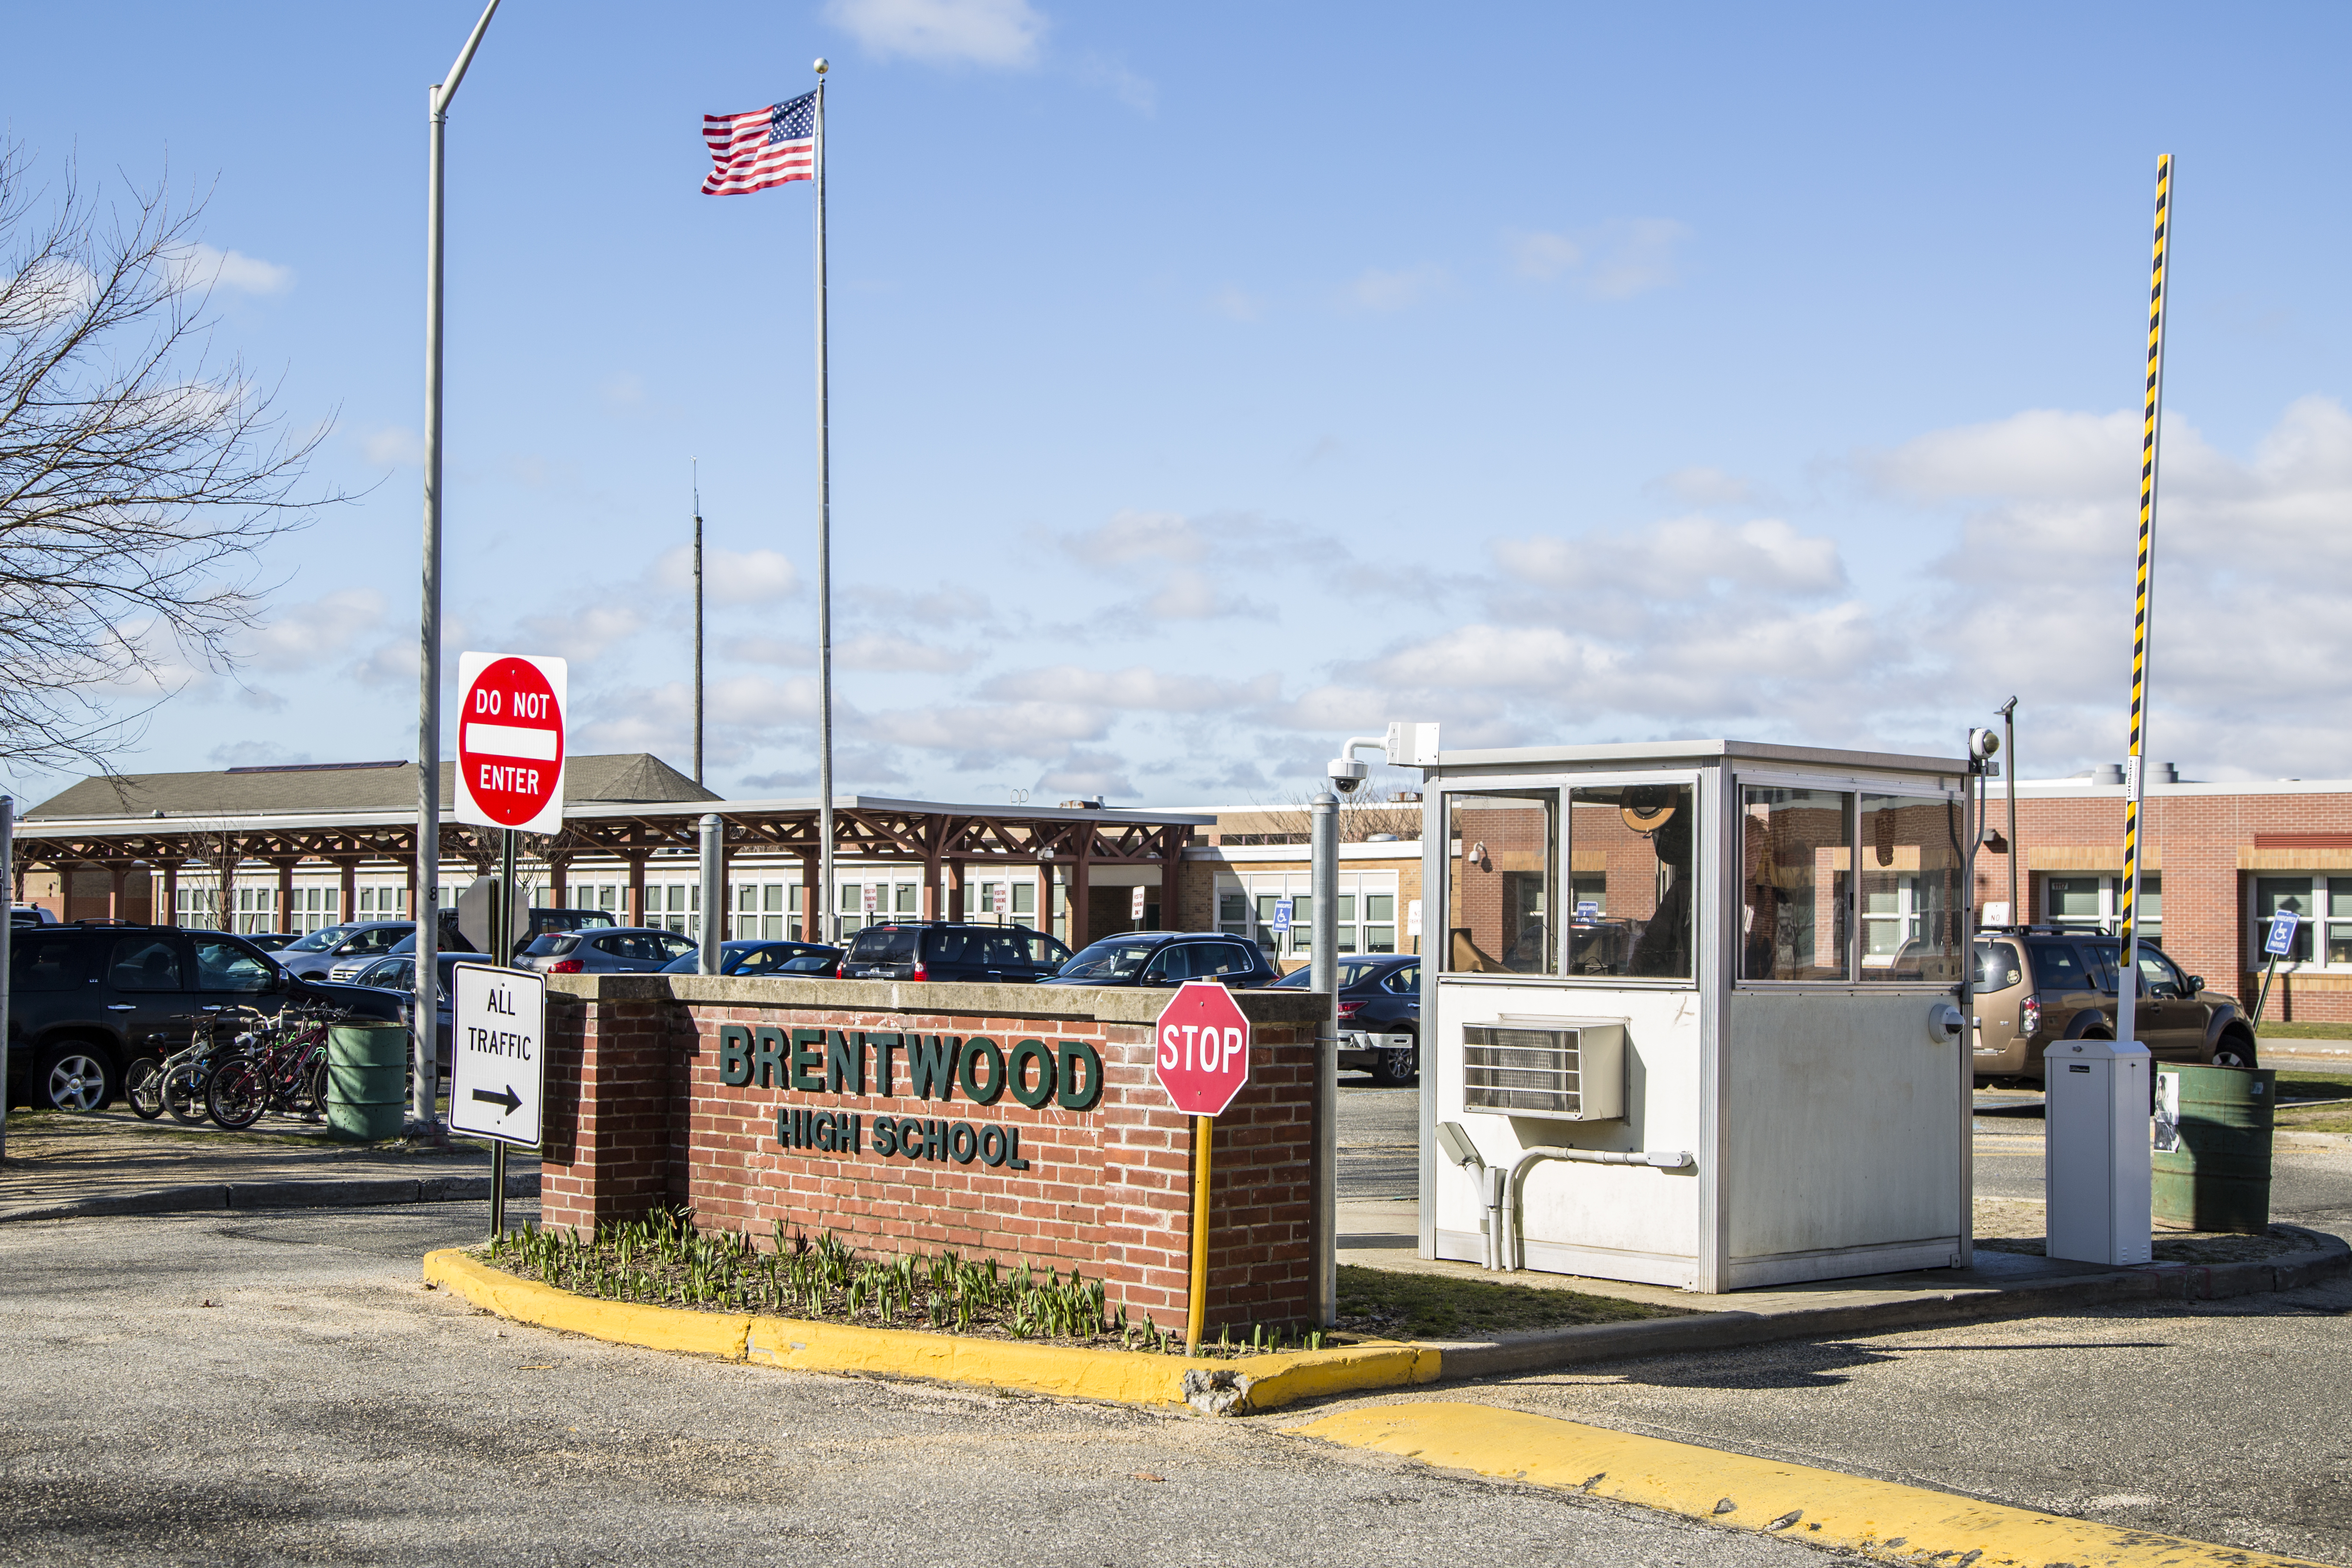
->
1271, 897, 1294, 934
2266, 910, 2301, 958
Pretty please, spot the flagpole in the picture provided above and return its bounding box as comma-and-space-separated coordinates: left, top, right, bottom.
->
692, 457, 704, 787
812, 59, 835, 941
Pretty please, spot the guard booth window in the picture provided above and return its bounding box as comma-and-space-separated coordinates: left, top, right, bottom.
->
1444, 791, 1557, 974
1740, 787, 1854, 982
1565, 784, 1694, 980
1857, 793, 1964, 984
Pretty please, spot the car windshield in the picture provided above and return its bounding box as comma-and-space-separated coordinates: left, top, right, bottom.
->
1273, 958, 1392, 989
926, 929, 1069, 967
1056, 937, 1162, 981
286, 925, 356, 953
523, 934, 578, 957
776, 953, 837, 974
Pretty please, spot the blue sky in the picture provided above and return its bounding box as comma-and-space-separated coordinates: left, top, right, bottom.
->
6, 0, 2350, 809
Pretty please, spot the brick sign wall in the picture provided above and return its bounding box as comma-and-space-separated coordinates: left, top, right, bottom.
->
535, 975, 1325, 1331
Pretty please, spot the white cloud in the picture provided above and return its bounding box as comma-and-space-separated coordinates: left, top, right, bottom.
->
1507, 231, 1582, 281
180, 243, 295, 296
1864, 408, 2141, 503
240, 589, 388, 673
980, 664, 1278, 712
825, 0, 1045, 67
1493, 516, 1846, 600
860, 700, 1108, 762
1509, 219, 1690, 299
1343, 264, 1447, 313
1207, 286, 1264, 323
1656, 465, 1755, 507
362, 426, 426, 468
1059, 510, 1205, 567
1078, 52, 1156, 114
517, 605, 647, 662
1039, 750, 1135, 799
655, 544, 800, 605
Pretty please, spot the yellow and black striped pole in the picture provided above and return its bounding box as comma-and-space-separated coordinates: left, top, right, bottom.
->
2116, 155, 2171, 1050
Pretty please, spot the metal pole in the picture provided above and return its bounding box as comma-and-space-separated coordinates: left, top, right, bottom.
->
0, 796, 11, 1165
692, 458, 704, 788
1310, 786, 1339, 1326
491, 1142, 506, 1236
1184, 1114, 1211, 1355
415, 0, 504, 1134
1998, 696, 2019, 921
2253, 952, 2281, 1027
2116, 155, 2173, 1054
698, 813, 724, 974
498, 828, 516, 961
812, 66, 835, 942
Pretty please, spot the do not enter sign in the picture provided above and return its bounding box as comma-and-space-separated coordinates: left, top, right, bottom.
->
1154, 980, 1251, 1116
456, 652, 567, 835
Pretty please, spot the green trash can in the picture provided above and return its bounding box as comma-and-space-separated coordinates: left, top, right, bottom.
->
327, 1020, 410, 1143
2152, 1062, 2275, 1234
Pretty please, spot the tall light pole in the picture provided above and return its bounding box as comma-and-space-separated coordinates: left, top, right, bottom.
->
1997, 696, 2019, 921
415, 0, 504, 1130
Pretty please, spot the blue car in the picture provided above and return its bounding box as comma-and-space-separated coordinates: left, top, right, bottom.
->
660, 940, 843, 978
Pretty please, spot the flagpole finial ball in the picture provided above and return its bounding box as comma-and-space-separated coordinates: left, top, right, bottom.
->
814, 58, 829, 74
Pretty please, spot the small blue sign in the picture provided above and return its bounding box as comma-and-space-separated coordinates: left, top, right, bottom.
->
2266, 910, 2301, 958
1575, 900, 1601, 920
1271, 897, 1294, 935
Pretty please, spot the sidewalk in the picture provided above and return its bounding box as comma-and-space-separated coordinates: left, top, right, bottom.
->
0, 1108, 538, 1223
1337, 1195, 2349, 1377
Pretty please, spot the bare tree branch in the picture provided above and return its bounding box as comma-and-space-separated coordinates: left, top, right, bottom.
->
0, 142, 341, 772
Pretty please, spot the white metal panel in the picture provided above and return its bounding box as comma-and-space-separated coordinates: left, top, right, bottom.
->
1722, 989, 1963, 1262
2045, 1037, 2153, 1265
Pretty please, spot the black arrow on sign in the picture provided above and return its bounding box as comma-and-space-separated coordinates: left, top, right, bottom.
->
471, 1085, 521, 1115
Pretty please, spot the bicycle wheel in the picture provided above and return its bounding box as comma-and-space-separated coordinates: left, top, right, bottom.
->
206, 1055, 267, 1130
125, 1057, 167, 1121
162, 1059, 214, 1125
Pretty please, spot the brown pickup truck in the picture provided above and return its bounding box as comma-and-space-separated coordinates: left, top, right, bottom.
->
1971, 927, 2257, 1087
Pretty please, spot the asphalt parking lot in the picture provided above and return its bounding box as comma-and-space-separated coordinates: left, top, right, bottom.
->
0, 1203, 1844, 1568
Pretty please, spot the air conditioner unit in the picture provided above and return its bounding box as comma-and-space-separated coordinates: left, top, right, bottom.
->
1462, 1015, 1627, 1122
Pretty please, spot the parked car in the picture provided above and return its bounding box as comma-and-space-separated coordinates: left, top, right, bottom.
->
279, 920, 416, 981
836, 923, 1072, 984
1972, 927, 2257, 1086
518, 907, 620, 946
10, 905, 59, 927
1040, 931, 1277, 989
1273, 954, 1422, 1084
349, 952, 501, 1074
3, 925, 403, 1112
658, 940, 844, 978
242, 932, 302, 952
518, 927, 699, 975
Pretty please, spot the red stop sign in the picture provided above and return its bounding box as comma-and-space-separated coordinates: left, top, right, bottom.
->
456, 654, 566, 833
1154, 981, 1252, 1116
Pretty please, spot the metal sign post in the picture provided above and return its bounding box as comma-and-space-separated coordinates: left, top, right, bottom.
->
2252, 910, 2300, 1026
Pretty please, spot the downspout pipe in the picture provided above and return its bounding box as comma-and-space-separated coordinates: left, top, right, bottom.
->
1500, 1147, 1695, 1273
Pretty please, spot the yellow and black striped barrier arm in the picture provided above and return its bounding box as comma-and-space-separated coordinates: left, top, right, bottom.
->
2118, 154, 2170, 958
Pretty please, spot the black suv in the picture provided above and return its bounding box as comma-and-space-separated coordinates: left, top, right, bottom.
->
1040, 932, 1278, 989
836, 923, 1072, 983
4, 925, 404, 1112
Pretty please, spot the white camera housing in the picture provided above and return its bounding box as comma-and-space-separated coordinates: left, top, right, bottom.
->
1329, 757, 1368, 793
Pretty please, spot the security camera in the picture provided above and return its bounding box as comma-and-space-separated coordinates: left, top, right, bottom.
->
1968, 727, 2000, 760
1328, 757, 1368, 794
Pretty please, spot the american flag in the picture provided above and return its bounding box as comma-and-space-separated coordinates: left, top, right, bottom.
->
700, 90, 816, 196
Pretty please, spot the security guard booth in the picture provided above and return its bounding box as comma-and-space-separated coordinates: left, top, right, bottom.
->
1417, 740, 1975, 1292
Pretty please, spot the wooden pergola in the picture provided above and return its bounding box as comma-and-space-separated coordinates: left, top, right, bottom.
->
14, 795, 1209, 944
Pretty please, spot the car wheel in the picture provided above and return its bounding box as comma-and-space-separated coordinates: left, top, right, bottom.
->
37, 1045, 113, 1112
125, 1056, 166, 1121
2211, 1033, 2258, 1071
1370, 1038, 1419, 1087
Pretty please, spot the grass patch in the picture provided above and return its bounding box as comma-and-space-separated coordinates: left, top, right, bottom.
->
1332, 1263, 1675, 1339
483, 1211, 1345, 1358
2257, 1023, 2352, 1041
2278, 1110, 2352, 1134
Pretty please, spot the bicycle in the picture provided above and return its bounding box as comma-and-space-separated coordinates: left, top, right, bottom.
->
151, 1008, 261, 1126
205, 1006, 347, 1130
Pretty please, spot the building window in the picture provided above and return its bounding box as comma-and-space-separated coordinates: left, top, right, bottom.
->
2251, 875, 2344, 965
1219, 871, 1403, 963
1740, 787, 1852, 983
2044, 873, 2162, 945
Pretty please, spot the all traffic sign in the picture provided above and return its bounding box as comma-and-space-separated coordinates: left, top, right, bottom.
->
1154, 980, 1251, 1117
456, 652, 567, 835
449, 964, 547, 1148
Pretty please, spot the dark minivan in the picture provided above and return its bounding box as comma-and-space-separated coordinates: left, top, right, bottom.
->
4, 925, 403, 1112
1040, 932, 1278, 989
835, 924, 1071, 984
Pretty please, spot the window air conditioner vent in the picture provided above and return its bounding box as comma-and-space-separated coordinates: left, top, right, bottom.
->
1462, 1016, 1626, 1121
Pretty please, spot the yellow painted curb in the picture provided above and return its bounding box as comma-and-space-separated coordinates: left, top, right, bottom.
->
423, 1248, 1439, 1411
1286, 1402, 2326, 1568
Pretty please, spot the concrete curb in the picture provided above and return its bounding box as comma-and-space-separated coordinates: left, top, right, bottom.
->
1287, 1401, 2328, 1568
0, 1171, 539, 1225
422, 1248, 1440, 1414
1426, 1227, 2351, 1379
